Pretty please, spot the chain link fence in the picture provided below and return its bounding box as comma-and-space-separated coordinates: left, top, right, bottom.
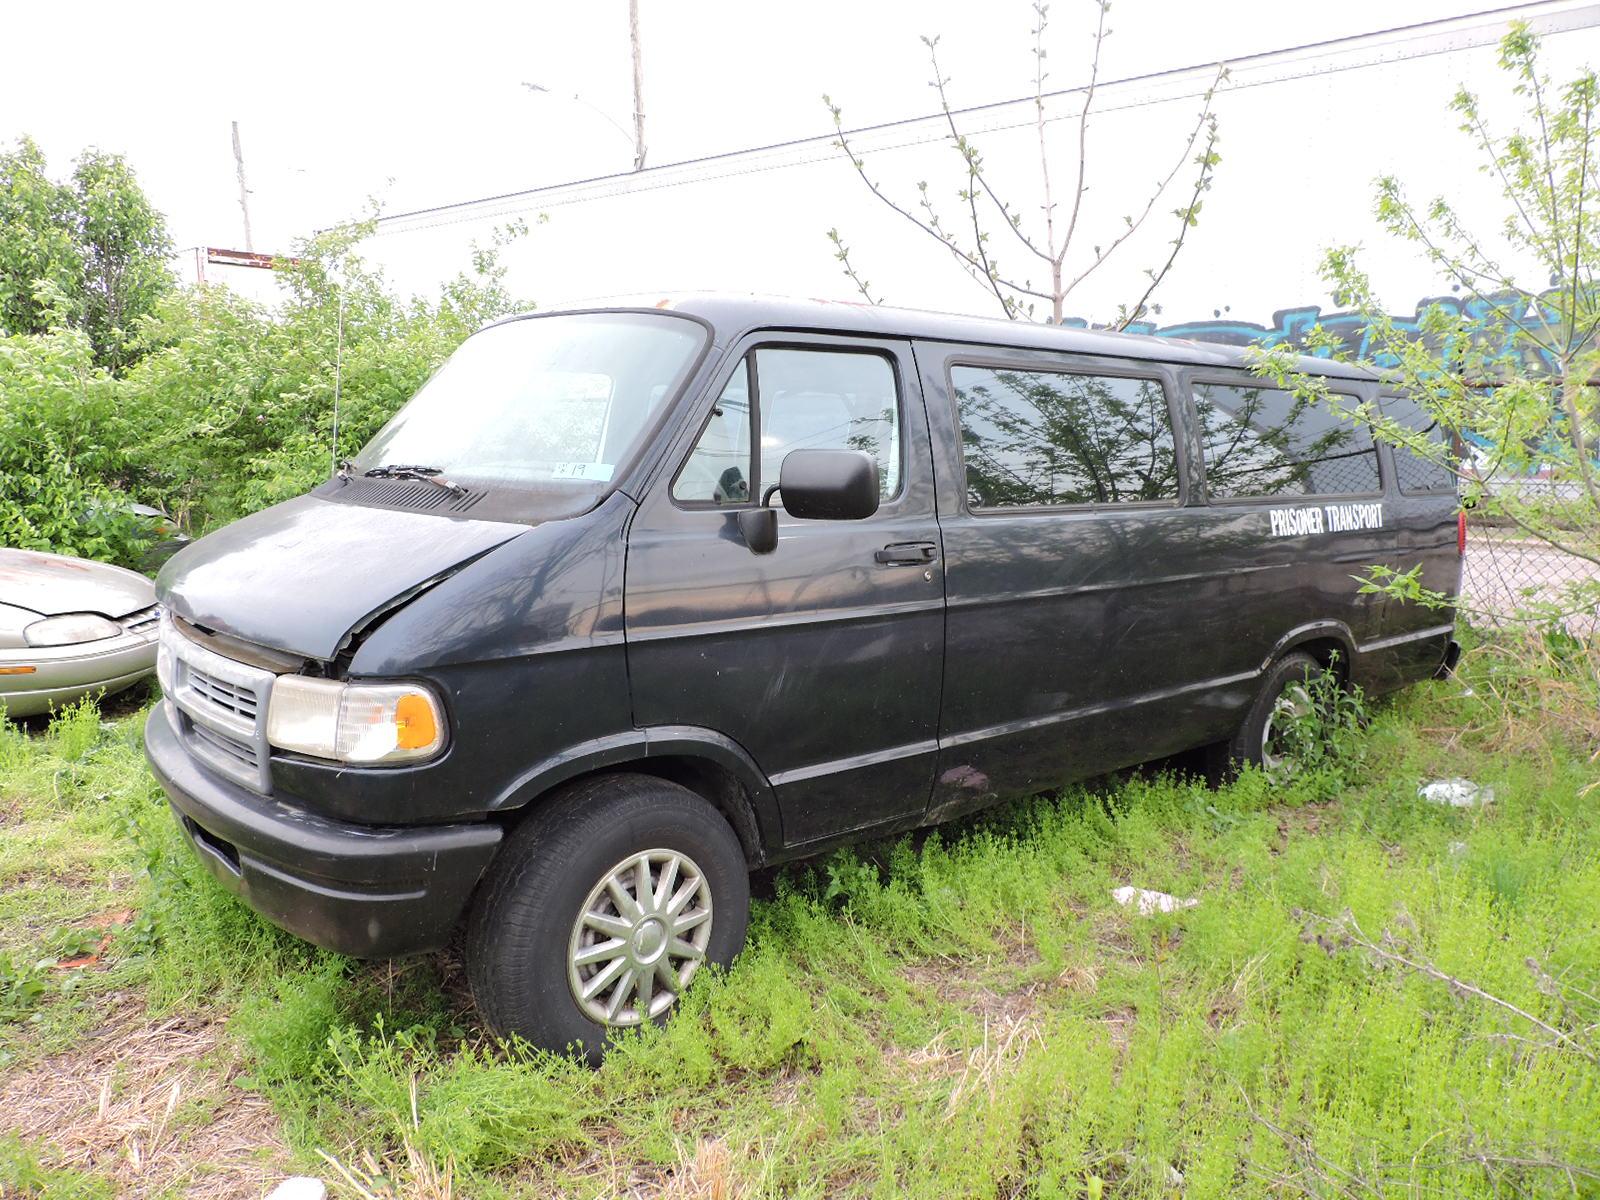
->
1461, 519, 1600, 628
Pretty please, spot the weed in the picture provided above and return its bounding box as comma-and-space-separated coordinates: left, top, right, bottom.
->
1447, 622, 1600, 758
0, 1135, 115, 1200
42, 698, 104, 767
1267, 658, 1371, 785
0, 953, 52, 1022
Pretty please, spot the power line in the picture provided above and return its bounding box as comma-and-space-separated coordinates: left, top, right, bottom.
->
354, 0, 1600, 238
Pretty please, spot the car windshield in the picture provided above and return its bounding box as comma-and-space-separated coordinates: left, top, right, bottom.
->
354, 312, 705, 487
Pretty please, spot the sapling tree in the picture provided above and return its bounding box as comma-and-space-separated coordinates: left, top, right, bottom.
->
1256, 23, 1600, 633
823, 2, 1224, 325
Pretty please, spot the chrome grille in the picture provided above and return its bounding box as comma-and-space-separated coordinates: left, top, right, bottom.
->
122, 605, 160, 636
159, 616, 276, 794
189, 720, 263, 777
186, 666, 259, 722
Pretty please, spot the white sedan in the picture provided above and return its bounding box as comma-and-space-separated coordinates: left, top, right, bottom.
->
0, 548, 159, 718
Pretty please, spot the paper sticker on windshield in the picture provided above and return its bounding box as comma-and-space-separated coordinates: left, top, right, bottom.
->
1269, 502, 1383, 538
549, 462, 614, 481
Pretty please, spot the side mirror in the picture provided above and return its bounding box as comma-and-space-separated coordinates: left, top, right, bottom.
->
733, 449, 880, 555
777, 449, 880, 521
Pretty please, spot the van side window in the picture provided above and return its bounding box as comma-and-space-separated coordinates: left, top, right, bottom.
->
674, 359, 754, 504
950, 365, 1179, 508
1194, 382, 1381, 499
1391, 437, 1458, 494
1380, 394, 1458, 495
674, 349, 902, 504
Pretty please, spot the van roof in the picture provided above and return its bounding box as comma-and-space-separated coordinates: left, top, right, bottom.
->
529, 292, 1377, 382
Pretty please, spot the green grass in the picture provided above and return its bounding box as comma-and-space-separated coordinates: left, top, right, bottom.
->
1, 662, 1597, 1198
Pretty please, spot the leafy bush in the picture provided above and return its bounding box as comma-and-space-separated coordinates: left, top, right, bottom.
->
1261, 23, 1600, 624
1265, 659, 1371, 785
0, 196, 525, 562
0, 323, 144, 561
115, 225, 520, 530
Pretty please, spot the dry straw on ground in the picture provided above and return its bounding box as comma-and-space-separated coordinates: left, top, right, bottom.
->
0, 1004, 287, 1199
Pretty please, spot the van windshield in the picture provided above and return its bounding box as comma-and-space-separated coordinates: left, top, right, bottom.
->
354, 312, 705, 489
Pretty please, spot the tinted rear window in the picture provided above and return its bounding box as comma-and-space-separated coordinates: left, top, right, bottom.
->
951, 365, 1179, 508
1380, 394, 1458, 495
1193, 382, 1381, 499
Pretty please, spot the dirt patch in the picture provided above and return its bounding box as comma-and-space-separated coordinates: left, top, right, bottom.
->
0, 1003, 288, 1199
900, 955, 1052, 1027
1271, 799, 1341, 852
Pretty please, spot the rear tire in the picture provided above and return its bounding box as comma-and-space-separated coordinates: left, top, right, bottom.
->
466, 772, 749, 1064
1226, 651, 1321, 779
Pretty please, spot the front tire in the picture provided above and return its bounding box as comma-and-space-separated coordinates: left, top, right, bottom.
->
466, 773, 750, 1063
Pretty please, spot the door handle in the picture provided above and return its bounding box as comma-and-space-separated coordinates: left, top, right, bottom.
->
875, 541, 938, 566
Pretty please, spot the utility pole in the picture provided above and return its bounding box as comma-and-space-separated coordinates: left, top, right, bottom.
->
629, 0, 646, 171
231, 120, 254, 252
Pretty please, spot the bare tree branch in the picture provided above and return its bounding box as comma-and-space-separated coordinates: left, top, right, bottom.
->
1300, 909, 1597, 1062
825, 228, 881, 305
1033, 0, 1062, 309
823, 10, 1224, 327
1114, 115, 1220, 330
921, 38, 1015, 316
924, 35, 1053, 268
1062, 68, 1225, 302
824, 104, 1050, 314
1058, 0, 1108, 290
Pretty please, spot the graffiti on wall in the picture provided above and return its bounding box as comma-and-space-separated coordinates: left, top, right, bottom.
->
1063, 288, 1592, 374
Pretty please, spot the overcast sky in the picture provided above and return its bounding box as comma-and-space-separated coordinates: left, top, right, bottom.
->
5, 1, 1598, 326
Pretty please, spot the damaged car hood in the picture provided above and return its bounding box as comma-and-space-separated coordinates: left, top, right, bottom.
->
0, 548, 155, 619
156, 494, 528, 661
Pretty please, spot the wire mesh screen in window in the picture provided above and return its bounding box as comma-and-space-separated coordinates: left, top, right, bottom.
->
1393, 444, 1457, 494
1195, 383, 1380, 499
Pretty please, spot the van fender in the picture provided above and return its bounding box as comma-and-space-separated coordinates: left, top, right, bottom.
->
487, 725, 781, 860
1258, 620, 1359, 678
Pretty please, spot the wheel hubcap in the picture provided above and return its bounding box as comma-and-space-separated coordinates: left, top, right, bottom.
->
567, 848, 713, 1027
1261, 682, 1315, 778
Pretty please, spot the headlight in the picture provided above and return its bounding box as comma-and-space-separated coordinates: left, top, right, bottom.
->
23, 613, 124, 647
266, 676, 446, 765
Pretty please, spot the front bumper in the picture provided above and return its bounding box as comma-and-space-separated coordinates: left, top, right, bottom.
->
0, 632, 156, 718
145, 702, 502, 957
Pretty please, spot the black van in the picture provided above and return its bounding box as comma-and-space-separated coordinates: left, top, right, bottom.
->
146, 295, 1461, 1058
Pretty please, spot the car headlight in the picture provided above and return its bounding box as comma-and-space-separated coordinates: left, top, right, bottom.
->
23, 613, 124, 647
266, 677, 446, 765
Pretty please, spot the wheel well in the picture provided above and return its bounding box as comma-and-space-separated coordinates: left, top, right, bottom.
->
1288, 637, 1352, 684
629, 756, 765, 865
505, 755, 767, 867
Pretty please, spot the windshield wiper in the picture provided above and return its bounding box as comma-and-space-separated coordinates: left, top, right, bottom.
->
361, 463, 466, 495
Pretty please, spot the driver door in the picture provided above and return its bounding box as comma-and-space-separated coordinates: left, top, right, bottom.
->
624, 333, 945, 850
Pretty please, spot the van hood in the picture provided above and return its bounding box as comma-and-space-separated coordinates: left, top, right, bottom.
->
156, 495, 529, 661
0, 548, 155, 618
